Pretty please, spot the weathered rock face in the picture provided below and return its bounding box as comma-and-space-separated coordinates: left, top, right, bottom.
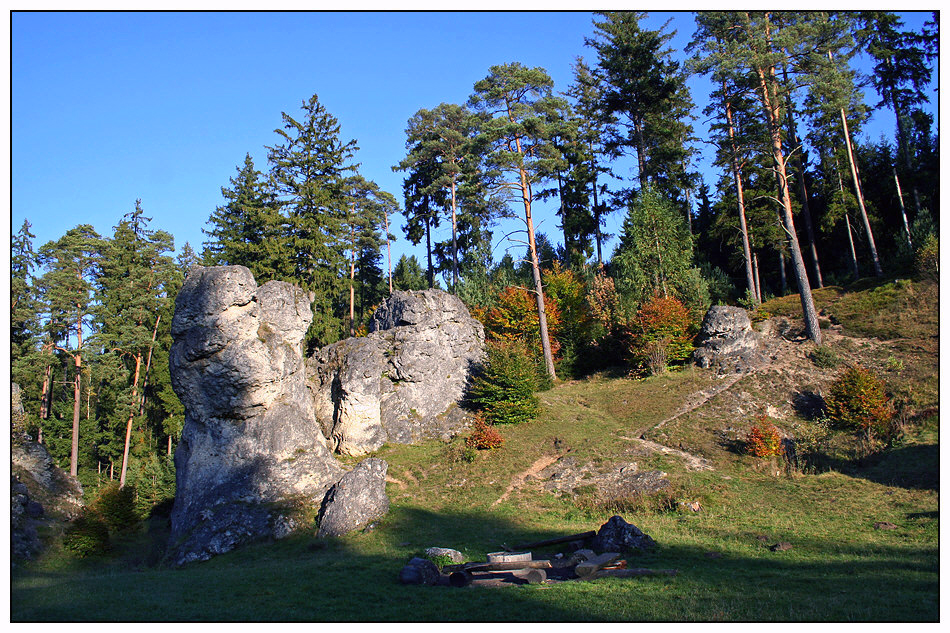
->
317, 457, 389, 538
693, 305, 765, 373
308, 289, 485, 456
168, 266, 344, 565
11, 383, 84, 566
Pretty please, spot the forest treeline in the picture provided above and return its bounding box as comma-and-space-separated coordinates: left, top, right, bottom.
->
10, 11, 939, 514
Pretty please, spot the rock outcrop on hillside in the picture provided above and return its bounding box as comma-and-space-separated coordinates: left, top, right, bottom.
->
167, 269, 481, 564
693, 305, 766, 373
11, 383, 84, 566
308, 289, 484, 456
168, 266, 344, 565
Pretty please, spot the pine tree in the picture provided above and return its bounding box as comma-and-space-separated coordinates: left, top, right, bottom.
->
860, 11, 934, 220
266, 94, 359, 347
36, 224, 103, 476
395, 103, 486, 292
732, 11, 828, 343
341, 174, 397, 335
469, 62, 569, 381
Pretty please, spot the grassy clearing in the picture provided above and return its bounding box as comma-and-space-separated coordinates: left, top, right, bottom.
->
11, 279, 939, 621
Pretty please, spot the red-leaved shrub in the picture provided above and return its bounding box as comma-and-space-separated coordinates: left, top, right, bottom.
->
465, 415, 504, 450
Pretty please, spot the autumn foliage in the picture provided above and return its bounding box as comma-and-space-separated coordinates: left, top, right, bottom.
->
745, 417, 783, 458
465, 415, 504, 450
630, 294, 695, 372
480, 286, 562, 357
826, 365, 894, 438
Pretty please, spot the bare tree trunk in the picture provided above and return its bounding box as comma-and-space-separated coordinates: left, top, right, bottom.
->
782, 60, 823, 288
634, 118, 647, 189
138, 315, 161, 417
751, 16, 821, 344
70, 310, 84, 478
520, 165, 557, 382
833, 155, 861, 281
450, 179, 459, 292
841, 109, 883, 277
168, 435, 173, 457
753, 253, 762, 304
383, 205, 393, 294
592, 167, 603, 265
40, 345, 52, 420
893, 168, 913, 249
119, 353, 143, 488
724, 97, 757, 304
424, 209, 434, 289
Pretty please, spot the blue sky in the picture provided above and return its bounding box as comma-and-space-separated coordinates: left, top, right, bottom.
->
10, 10, 938, 282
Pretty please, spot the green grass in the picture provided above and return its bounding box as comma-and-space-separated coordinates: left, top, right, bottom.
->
11, 280, 939, 621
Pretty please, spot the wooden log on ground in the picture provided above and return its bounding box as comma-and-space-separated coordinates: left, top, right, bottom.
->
588, 568, 678, 579
574, 552, 621, 577
449, 567, 548, 587
512, 568, 547, 584
511, 531, 596, 551
443, 560, 552, 573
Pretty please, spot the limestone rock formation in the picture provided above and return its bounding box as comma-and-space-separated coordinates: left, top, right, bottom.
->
308, 289, 484, 456
11, 383, 84, 565
316, 457, 389, 538
693, 305, 765, 373
168, 266, 344, 565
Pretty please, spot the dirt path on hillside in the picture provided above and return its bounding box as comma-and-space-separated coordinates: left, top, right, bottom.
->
491, 454, 561, 508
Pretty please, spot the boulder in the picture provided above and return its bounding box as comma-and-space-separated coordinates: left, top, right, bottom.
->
693, 305, 765, 373
591, 515, 656, 553
425, 547, 466, 563
308, 289, 484, 456
168, 266, 343, 565
317, 458, 389, 538
399, 557, 441, 586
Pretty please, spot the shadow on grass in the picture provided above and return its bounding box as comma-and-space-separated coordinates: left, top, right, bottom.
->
11, 504, 940, 622
823, 443, 939, 492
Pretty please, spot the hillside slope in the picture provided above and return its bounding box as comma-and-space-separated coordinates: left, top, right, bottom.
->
11, 278, 939, 622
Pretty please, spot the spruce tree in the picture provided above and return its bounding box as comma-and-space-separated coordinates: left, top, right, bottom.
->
95, 200, 177, 486
203, 153, 283, 280
266, 94, 359, 347
392, 254, 428, 291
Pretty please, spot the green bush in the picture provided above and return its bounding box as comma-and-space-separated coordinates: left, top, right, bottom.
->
467, 339, 541, 425
91, 482, 140, 533
915, 233, 938, 281
826, 365, 894, 440
809, 345, 840, 368
63, 512, 111, 557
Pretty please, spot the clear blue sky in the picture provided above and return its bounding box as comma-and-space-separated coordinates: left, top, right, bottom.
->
10, 10, 938, 280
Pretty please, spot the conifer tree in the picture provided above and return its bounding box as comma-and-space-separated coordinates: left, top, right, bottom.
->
203, 153, 283, 280
96, 201, 176, 486
469, 62, 569, 381
565, 57, 613, 264
266, 94, 359, 347
36, 224, 103, 476
392, 254, 428, 291
586, 11, 694, 202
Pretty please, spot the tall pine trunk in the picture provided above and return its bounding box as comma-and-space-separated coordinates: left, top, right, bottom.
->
724, 97, 757, 304
782, 60, 823, 288
450, 178, 459, 292
840, 109, 883, 276
384, 206, 393, 293
752, 14, 821, 344
833, 154, 861, 281
70, 309, 84, 477
119, 352, 142, 487
893, 167, 913, 249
